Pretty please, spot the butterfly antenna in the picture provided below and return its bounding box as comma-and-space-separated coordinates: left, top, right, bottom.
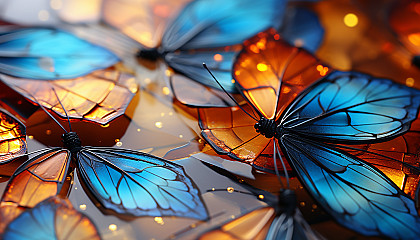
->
274, 140, 290, 189
203, 63, 258, 121
51, 86, 72, 132
17, 87, 68, 133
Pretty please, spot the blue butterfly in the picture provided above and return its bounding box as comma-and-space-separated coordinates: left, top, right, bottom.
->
103, 0, 323, 99
0, 27, 118, 79
199, 30, 420, 239
3, 197, 101, 240
0, 96, 208, 225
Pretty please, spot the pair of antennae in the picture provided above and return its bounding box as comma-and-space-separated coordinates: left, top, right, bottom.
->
203, 63, 290, 189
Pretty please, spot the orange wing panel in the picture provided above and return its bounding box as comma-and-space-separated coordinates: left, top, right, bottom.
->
0, 149, 71, 232
1, 66, 138, 125
0, 108, 27, 176
233, 29, 330, 120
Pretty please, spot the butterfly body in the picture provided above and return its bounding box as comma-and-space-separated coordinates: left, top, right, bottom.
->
200, 30, 420, 238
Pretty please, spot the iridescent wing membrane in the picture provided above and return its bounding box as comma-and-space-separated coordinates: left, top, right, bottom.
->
199, 29, 420, 239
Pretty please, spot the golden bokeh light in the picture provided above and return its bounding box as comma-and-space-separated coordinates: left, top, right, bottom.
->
344, 13, 358, 27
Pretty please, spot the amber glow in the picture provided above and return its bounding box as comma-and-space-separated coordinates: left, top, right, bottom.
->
162, 87, 170, 95
406, 77, 415, 87
344, 13, 358, 27
316, 65, 329, 76
408, 33, 420, 46
257, 63, 268, 72
154, 217, 164, 225
213, 54, 223, 62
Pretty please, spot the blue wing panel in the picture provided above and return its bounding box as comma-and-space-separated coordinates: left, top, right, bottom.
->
161, 0, 285, 51
3, 198, 56, 240
280, 135, 420, 239
76, 147, 208, 220
281, 71, 420, 142
280, 7, 324, 53
0, 28, 119, 79
166, 50, 236, 92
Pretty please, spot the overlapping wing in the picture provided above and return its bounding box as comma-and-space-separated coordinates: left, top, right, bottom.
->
281, 135, 420, 239
3, 197, 100, 240
233, 29, 329, 120
76, 147, 207, 219
0, 28, 118, 79
0, 149, 71, 232
102, 0, 191, 48
0, 108, 26, 175
1, 67, 138, 125
280, 7, 324, 53
280, 71, 420, 142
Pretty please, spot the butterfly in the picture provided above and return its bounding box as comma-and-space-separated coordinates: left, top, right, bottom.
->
198, 29, 420, 239
389, 0, 420, 69
199, 189, 323, 240
0, 107, 27, 176
0, 27, 138, 124
2, 197, 101, 240
0, 94, 208, 232
102, 0, 324, 105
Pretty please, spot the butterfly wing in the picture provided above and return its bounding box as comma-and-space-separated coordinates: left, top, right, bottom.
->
0, 108, 27, 175
233, 29, 330, 120
3, 197, 100, 240
163, 0, 285, 92
102, 0, 191, 48
280, 135, 420, 238
0, 149, 71, 232
0, 28, 118, 79
280, 71, 420, 142
0, 67, 138, 125
280, 7, 324, 53
76, 147, 207, 219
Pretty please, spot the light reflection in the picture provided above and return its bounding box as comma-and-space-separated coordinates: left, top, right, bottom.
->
109, 224, 117, 231
162, 87, 170, 95
227, 187, 234, 193
79, 204, 87, 210
213, 54, 223, 62
344, 13, 358, 27
50, 0, 63, 10
408, 33, 420, 46
38, 10, 50, 21
406, 77, 415, 87
257, 63, 268, 72
316, 65, 329, 76
155, 122, 163, 128
154, 217, 165, 225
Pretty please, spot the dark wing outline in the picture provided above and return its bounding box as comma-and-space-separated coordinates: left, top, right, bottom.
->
76, 147, 208, 220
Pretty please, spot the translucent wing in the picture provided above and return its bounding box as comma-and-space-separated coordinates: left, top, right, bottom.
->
167, 47, 238, 92
0, 149, 71, 232
280, 71, 420, 142
280, 7, 324, 53
198, 207, 322, 240
171, 73, 242, 107
198, 105, 291, 173
0, 28, 118, 79
280, 135, 420, 239
0, 67, 138, 125
0, 108, 26, 175
161, 0, 284, 51
76, 147, 208, 219
233, 29, 330, 120
102, 0, 191, 48
164, 0, 285, 92
3, 197, 100, 240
